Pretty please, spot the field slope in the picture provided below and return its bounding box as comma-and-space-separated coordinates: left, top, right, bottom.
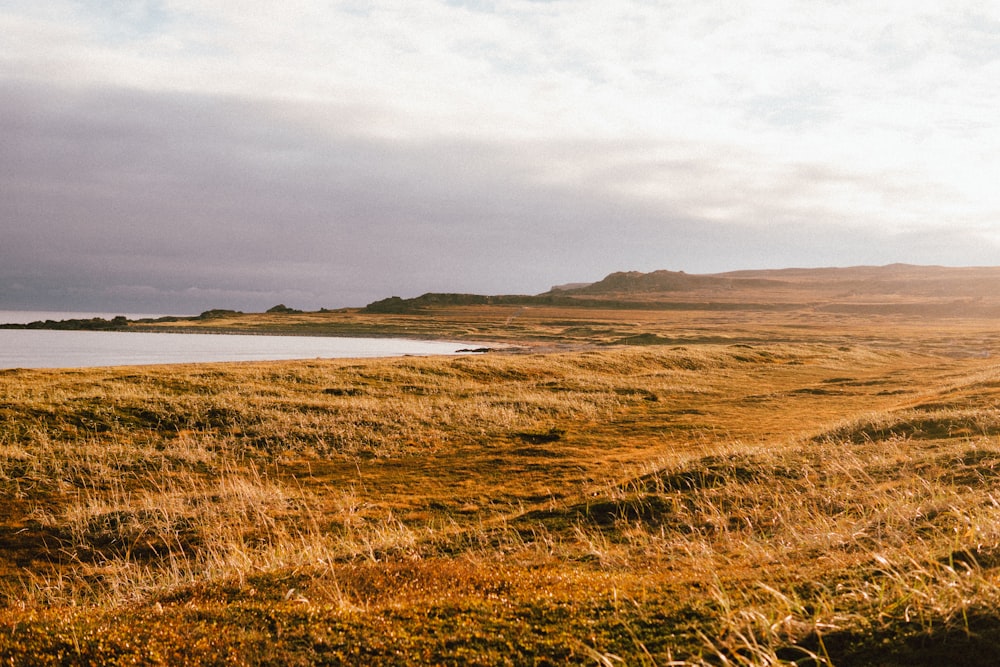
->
5, 265, 1000, 664
3, 333, 1000, 664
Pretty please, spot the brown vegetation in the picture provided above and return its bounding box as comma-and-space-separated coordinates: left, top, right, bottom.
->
5, 268, 1000, 664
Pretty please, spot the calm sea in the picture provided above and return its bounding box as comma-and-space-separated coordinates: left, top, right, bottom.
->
0, 312, 469, 369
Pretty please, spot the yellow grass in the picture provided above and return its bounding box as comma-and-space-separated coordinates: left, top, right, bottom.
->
3, 307, 1000, 664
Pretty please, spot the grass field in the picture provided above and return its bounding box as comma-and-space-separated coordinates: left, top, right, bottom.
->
3, 301, 1000, 664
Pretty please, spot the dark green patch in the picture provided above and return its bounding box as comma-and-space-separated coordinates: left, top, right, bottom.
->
820, 413, 1000, 444
512, 428, 565, 444
323, 387, 363, 396
614, 387, 658, 401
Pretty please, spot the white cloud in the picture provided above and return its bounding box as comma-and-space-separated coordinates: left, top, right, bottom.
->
3, 1, 1000, 309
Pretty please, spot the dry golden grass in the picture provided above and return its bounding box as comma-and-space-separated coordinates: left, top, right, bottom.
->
3, 314, 1000, 664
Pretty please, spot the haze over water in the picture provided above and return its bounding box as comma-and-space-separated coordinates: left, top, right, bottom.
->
0, 312, 469, 369
0, 310, 176, 325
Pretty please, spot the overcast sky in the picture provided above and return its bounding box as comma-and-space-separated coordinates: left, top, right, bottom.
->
3, 1, 1000, 313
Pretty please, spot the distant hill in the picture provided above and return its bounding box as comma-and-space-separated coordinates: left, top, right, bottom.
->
549, 264, 1000, 302
552, 270, 731, 294
365, 265, 1000, 317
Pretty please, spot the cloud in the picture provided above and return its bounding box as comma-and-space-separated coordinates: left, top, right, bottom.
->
2, 2, 1000, 311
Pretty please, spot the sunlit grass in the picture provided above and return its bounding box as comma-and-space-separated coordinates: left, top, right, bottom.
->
2, 341, 1000, 664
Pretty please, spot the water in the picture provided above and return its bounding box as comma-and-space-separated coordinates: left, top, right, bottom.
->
0, 328, 471, 369
0, 310, 174, 325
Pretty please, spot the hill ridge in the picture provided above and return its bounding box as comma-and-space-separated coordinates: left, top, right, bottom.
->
363, 264, 1000, 317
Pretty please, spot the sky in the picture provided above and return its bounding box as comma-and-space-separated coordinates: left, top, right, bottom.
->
3, 1, 1000, 313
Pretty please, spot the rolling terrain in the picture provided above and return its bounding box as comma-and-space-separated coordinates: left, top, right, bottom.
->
3, 265, 1000, 664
